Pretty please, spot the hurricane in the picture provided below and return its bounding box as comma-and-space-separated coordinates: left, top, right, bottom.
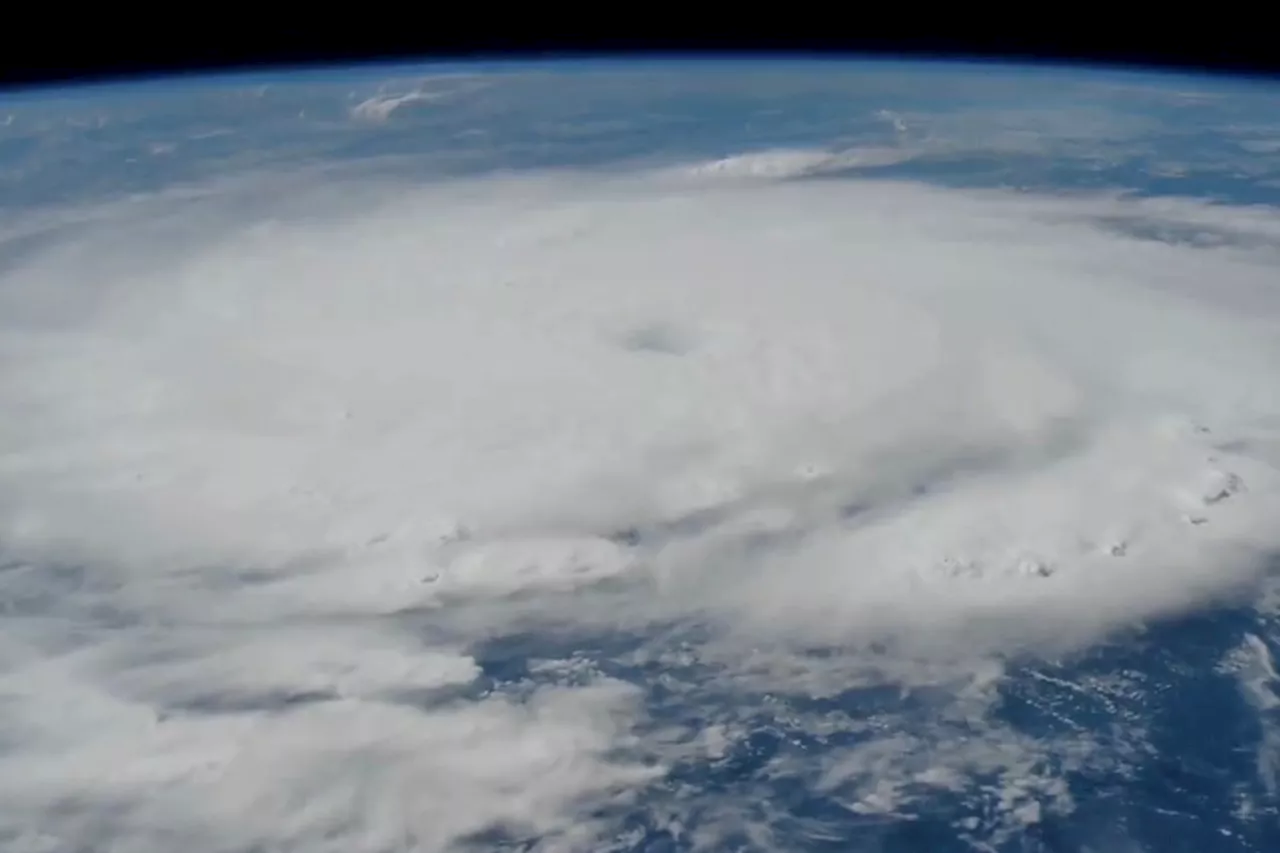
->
1, 60, 1278, 852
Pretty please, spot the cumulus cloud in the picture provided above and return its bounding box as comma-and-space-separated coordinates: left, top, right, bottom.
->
2, 150, 1280, 850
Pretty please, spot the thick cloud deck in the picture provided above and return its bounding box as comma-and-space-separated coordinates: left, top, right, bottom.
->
1, 161, 1279, 851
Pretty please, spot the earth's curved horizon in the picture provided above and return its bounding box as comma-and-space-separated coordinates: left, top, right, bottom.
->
1, 58, 1278, 853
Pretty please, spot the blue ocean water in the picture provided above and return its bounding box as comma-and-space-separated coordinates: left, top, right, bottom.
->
4, 60, 1280, 208
447, 599, 1278, 852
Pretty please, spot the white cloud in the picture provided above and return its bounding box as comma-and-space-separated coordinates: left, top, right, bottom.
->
1, 157, 1279, 850
351, 90, 440, 122
672, 146, 917, 180
0, 674, 657, 853
348, 76, 489, 123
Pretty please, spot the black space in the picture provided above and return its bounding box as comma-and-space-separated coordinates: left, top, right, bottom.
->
2, 29, 1277, 93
